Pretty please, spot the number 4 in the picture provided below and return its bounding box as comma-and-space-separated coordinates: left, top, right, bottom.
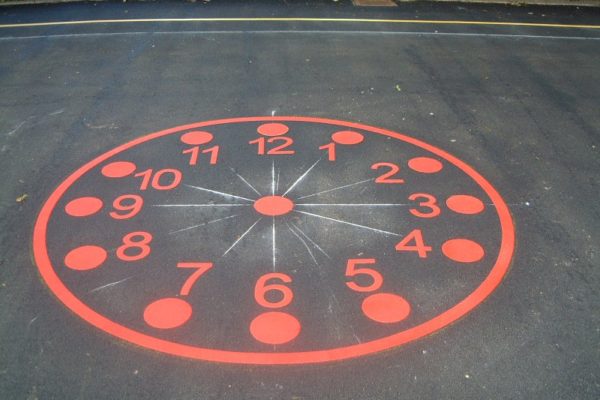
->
395, 229, 432, 258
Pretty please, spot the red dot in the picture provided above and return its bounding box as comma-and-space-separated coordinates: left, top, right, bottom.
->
144, 298, 192, 329
250, 312, 301, 345
442, 238, 485, 263
446, 195, 485, 215
254, 196, 294, 216
408, 157, 443, 174
257, 123, 289, 137
65, 197, 103, 217
331, 130, 364, 145
64, 245, 107, 271
180, 131, 214, 145
361, 293, 411, 324
101, 161, 136, 178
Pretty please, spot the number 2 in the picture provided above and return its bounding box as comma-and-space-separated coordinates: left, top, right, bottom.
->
371, 162, 405, 184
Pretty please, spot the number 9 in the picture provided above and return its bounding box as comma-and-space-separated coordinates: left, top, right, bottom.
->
109, 194, 144, 220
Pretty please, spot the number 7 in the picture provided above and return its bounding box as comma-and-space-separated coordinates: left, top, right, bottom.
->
177, 262, 213, 296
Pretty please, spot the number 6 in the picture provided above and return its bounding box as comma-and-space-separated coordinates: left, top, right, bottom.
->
254, 273, 294, 309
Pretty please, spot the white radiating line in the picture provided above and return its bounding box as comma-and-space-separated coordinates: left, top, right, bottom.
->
223, 218, 262, 257
296, 210, 400, 236
283, 158, 321, 196
153, 204, 251, 207
230, 168, 261, 196
287, 224, 359, 344
296, 178, 375, 200
286, 222, 318, 265
275, 169, 281, 193
271, 160, 275, 195
290, 222, 332, 260
169, 214, 240, 235
272, 217, 276, 271
89, 276, 133, 293
297, 203, 410, 207
185, 184, 254, 202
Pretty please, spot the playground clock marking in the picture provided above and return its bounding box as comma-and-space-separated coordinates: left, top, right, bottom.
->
33, 116, 515, 365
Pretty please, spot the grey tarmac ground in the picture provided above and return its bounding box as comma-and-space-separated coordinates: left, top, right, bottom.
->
0, 1, 599, 399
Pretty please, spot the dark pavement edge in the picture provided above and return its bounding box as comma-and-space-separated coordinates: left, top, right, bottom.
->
0, 0, 599, 9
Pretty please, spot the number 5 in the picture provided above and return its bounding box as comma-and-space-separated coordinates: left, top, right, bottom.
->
345, 258, 383, 293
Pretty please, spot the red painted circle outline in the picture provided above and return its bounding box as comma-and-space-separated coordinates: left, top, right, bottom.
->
33, 116, 515, 365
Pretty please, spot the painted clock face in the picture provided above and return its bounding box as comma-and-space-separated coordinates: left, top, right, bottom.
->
33, 116, 514, 365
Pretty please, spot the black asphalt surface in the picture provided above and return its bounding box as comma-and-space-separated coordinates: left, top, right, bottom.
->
0, 1, 599, 399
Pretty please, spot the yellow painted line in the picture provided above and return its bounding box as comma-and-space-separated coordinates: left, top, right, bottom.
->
0, 17, 599, 30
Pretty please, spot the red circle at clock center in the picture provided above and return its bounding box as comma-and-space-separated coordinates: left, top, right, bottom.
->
254, 195, 294, 216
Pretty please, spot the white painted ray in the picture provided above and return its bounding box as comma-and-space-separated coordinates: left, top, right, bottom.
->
286, 222, 318, 265
230, 168, 261, 196
89, 276, 133, 293
153, 204, 250, 207
222, 218, 262, 256
287, 224, 359, 344
169, 214, 240, 235
290, 222, 332, 260
185, 184, 254, 202
296, 178, 374, 200
271, 160, 275, 195
296, 203, 409, 206
272, 217, 277, 270
295, 210, 400, 236
282, 158, 321, 196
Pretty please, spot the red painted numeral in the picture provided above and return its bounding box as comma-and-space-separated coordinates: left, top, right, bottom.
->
371, 162, 405, 184
109, 194, 143, 220
182, 145, 220, 165
408, 193, 441, 218
182, 146, 200, 165
345, 258, 383, 293
254, 273, 293, 309
395, 229, 432, 258
249, 137, 266, 154
249, 137, 295, 155
177, 262, 213, 296
134, 168, 182, 191
203, 145, 219, 164
319, 142, 336, 161
268, 137, 294, 154
116, 231, 152, 261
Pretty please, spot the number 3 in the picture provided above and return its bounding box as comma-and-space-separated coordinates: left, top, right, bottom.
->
408, 193, 441, 218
